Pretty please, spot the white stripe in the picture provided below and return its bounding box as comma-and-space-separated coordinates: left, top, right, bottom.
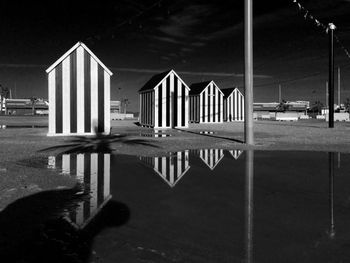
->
215, 86, 219, 122
177, 79, 182, 127
169, 158, 174, 185
154, 87, 159, 128
90, 153, 98, 213
104, 72, 110, 134
210, 84, 213, 122
62, 154, 70, 175
139, 94, 142, 124
76, 154, 84, 183
62, 57, 71, 134
104, 154, 110, 199
161, 81, 166, 128
90, 58, 98, 132
154, 157, 159, 171
237, 91, 241, 121
184, 88, 189, 127
177, 152, 182, 178
169, 73, 174, 128
162, 157, 166, 179
48, 70, 56, 134
47, 156, 56, 169
242, 95, 245, 121
76, 46, 85, 133
205, 88, 208, 122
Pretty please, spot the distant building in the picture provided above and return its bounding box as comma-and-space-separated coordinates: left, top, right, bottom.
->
110, 100, 121, 113
189, 80, 224, 123
46, 42, 113, 136
222, 87, 244, 122
5, 98, 48, 115
139, 69, 190, 129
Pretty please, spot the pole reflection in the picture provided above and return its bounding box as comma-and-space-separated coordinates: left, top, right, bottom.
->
328, 152, 335, 239
245, 150, 254, 263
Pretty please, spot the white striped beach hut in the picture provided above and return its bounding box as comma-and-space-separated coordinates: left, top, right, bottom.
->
189, 81, 223, 123
138, 70, 190, 129
46, 42, 113, 136
139, 151, 190, 187
47, 153, 111, 229
199, 149, 224, 170
222, 87, 244, 122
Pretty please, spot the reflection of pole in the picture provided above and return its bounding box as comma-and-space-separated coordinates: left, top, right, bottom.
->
338, 67, 341, 107
328, 23, 336, 128
328, 152, 335, 239
278, 84, 281, 103
245, 150, 254, 263
244, 0, 254, 145
326, 81, 328, 108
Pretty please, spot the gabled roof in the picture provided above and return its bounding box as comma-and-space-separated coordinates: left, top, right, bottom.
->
46, 42, 113, 75
221, 87, 244, 98
139, 69, 190, 92
189, 80, 223, 96
139, 70, 171, 92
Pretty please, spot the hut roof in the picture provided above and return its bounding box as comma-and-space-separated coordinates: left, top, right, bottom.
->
189, 80, 224, 96
139, 70, 171, 92
221, 87, 244, 98
46, 42, 113, 75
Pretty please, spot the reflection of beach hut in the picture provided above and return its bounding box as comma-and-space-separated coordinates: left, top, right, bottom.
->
229, 150, 243, 160
138, 70, 190, 129
222, 87, 244, 122
199, 149, 224, 170
48, 153, 111, 229
46, 42, 113, 136
189, 81, 223, 123
139, 151, 190, 187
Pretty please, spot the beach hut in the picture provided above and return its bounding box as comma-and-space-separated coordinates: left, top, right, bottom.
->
222, 87, 244, 122
199, 149, 224, 170
47, 153, 111, 229
189, 81, 223, 123
229, 150, 243, 160
139, 151, 190, 187
139, 70, 190, 129
46, 42, 113, 136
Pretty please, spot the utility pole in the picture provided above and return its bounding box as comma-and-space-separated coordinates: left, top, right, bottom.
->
338, 67, 340, 108
244, 0, 254, 145
278, 84, 281, 103
326, 81, 328, 107
328, 23, 336, 128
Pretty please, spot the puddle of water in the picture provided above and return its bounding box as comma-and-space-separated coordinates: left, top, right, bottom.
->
3, 150, 350, 262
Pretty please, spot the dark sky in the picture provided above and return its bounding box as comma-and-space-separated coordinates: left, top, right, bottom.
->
1, 0, 350, 111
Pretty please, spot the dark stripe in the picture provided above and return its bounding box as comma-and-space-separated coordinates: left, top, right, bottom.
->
70, 51, 77, 133
98, 65, 105, 133
166, 157, 170, 182
182, 85, 185, 127
232, 95, 235, 121
83, 154, 91, 221
152, 92, 155, 126
202, 92, 205, 122
218, 94, 221, 122
166, 76, 170, 127
55, 64, 63, 133
174, 75, 178, 127
84, 51, 91, 132
158, 85, 162, 127
240, 95, 243, 120
97, 154, 104, 206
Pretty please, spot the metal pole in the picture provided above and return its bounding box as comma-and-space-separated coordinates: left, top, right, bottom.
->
328, 23, 336, 128
338, 67, 340, 107
328, 152, 335, 239
278, 84, 281, 103
244, 0, 254, 144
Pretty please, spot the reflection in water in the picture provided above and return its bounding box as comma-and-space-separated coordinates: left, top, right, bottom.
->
245, 150, 254, 263
139, 151, 190, 187
48, 153, 111, 229
229, 150, 244, 160
328, 152, 335, 239
199, 149, 224, 170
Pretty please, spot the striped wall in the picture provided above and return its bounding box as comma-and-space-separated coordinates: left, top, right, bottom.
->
139, 150, 190, 187
189, 82, 223, 123
47, 153, 111, 229
224, 89, 245, 122
199, 149, 224, 170
139, 71, 189, 128
47, 44, 111, 136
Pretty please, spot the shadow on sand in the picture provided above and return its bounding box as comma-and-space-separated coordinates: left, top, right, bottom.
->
0, 185, 129, 263
175, 128, 245, 144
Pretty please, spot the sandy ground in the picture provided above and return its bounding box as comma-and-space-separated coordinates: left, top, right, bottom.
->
1, 115, 350, 208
